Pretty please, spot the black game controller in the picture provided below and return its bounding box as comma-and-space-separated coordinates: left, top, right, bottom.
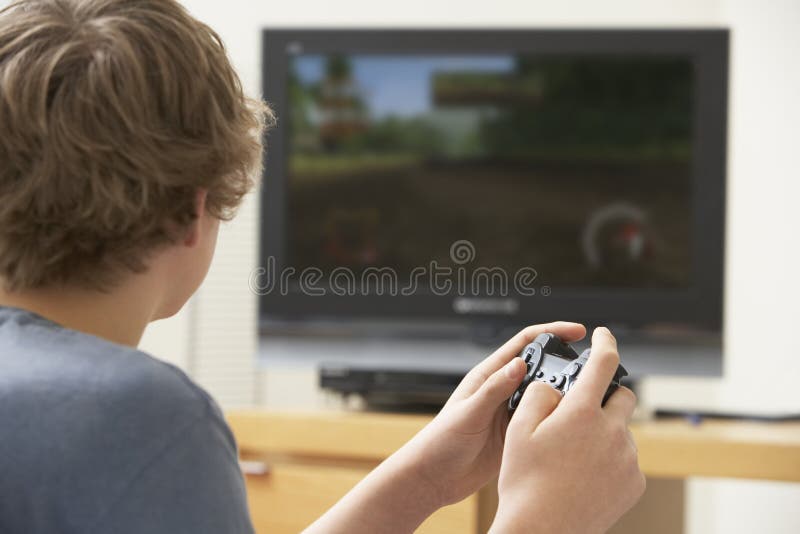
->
508, 333, 628, 412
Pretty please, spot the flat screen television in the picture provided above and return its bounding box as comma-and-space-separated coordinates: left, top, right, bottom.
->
257, 29, 728, 337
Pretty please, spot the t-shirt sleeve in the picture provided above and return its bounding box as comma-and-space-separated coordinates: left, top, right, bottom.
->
90, 406, 255, 534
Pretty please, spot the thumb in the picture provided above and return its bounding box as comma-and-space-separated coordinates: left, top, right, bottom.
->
509, 381, 562, 436
468, 358, 527, 422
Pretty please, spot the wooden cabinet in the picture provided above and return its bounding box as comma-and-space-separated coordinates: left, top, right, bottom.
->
243, 461, 369, 533
228, 411, 493, 534
242, 460, 480, 533
227, 410, 800, 534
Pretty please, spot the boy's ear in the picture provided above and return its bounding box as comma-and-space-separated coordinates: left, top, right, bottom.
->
183, 189, 208, 247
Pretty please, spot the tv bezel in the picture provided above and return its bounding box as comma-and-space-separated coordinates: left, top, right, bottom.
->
259, 28, 728, 331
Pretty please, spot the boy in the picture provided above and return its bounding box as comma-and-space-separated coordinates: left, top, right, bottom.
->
0, 1, 644, 532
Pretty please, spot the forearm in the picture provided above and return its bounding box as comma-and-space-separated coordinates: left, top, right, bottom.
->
303, 448, 439, 534
489, 505, 548, 534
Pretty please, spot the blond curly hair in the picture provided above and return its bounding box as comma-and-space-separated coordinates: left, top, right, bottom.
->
0, 0, 273, 290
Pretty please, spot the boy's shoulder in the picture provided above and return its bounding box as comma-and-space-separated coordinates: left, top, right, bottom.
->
0, 306, 243, 532
0, 305, 215, 422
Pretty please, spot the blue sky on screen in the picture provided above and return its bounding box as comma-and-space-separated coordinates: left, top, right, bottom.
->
292, 55, 514, 118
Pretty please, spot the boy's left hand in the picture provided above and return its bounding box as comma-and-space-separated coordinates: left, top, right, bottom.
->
394, 321, 586, 507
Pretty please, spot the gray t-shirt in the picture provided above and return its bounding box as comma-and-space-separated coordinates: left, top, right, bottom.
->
0, 306, 254, 534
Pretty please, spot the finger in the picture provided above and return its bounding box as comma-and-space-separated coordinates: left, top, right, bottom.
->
454, 322, 586, 399
466, 357, 528, 421
603, 386, 637, 423
566, 327, 620, 406
508, 381, 562, 435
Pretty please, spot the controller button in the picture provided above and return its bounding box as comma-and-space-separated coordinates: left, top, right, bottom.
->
535, 370, 544, 379
548, 375, 557, 383
565, 362, 581, 377
552, 375, 566, 388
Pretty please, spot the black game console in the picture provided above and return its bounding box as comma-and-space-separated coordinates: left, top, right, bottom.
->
320, 366, 465, 410
508, 333, 628, 412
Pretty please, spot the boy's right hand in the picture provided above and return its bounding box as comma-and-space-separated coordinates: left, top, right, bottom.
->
490, 327, 645, 534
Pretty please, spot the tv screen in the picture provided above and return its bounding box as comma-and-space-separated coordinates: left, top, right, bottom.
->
287, 54, 693, 289
260, 30, 727, 329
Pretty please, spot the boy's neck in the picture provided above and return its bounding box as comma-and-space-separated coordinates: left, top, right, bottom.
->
0, 275, 163, 348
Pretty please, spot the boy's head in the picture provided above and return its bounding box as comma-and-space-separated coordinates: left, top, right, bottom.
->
0, 0, 270, 315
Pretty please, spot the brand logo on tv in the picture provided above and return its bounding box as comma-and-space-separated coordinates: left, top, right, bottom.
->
452, 297, 520, 315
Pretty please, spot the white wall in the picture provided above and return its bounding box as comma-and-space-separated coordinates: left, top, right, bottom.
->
139, 0, 800, 531
674, 1, 800, 532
